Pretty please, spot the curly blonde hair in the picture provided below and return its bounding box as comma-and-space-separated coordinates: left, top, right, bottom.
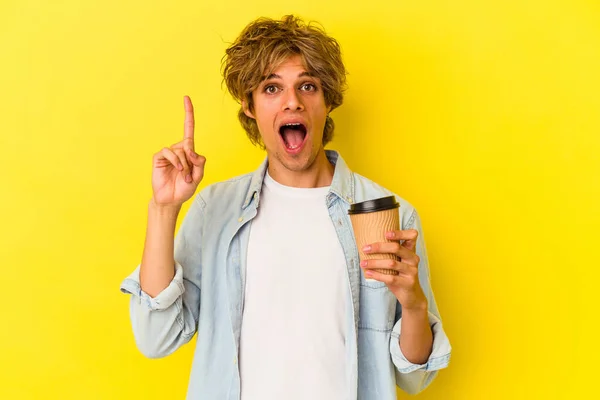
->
222, 15, 347, 148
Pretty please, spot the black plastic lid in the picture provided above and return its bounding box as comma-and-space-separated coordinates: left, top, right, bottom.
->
348, 196, 399, 215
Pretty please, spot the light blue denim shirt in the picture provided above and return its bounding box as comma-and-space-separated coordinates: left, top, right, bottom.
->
121, 150, 451, 399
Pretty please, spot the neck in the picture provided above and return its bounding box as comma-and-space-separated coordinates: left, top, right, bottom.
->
268, 149, 334, 188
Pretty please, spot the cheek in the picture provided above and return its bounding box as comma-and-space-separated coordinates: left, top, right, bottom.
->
311, 105, 329, 127
253, 108, 278, 141
256, 111, 270, 127
254, 100, 274, 119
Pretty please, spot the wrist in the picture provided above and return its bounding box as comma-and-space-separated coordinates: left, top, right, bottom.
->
149, 198, 182, 217
401, 298, 428, 315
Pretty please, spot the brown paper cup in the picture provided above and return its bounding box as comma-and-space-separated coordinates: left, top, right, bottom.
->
348, 196, 400, 277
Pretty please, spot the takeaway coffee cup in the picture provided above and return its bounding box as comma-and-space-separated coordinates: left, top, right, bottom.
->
348, 196, 400, 278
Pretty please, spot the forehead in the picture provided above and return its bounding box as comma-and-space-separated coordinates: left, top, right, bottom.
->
263, 54, 315, 80
272, 54, 305, 71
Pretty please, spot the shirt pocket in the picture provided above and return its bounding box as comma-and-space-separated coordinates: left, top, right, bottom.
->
358, 282, 396, 332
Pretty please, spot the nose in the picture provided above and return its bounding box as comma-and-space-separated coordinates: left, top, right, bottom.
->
282, 88, 304, 111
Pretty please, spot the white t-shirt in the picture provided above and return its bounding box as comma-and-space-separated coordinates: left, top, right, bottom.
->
239, 172, 349, 400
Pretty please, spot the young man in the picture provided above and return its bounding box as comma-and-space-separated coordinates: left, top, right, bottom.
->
121, 15, 451, 400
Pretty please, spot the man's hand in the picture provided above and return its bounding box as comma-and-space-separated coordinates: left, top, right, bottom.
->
151, 96, 207, 208
360, 229, 428, 311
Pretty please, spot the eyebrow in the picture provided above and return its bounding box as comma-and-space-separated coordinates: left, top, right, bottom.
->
262, 71, 315, 81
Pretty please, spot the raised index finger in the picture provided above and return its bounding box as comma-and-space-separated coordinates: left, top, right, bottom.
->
184, 95, 195, 143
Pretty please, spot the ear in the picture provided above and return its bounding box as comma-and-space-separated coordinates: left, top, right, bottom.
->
242, 100, 255, 119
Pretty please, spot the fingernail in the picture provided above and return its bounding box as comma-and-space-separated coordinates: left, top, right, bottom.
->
186, 174, 192, 183
386, 231, 394, 239
363, 245, 371, 252
360, 260, 367, 267
190, 150, 198, 158
365, 270, 374, 277
177, 163, 183, 170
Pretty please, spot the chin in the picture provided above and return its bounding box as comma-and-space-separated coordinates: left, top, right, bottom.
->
276, 145, 321, 172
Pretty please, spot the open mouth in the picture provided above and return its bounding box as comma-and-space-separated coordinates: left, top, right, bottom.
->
279, 123, 307, 151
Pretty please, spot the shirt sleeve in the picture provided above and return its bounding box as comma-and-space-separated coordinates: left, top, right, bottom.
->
389, 310, 451, 394
119, 194, 206, 359
120, 261, 185, 311
390, 207, 452, 394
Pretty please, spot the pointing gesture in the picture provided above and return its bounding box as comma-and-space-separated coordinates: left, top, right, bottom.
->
151, 96, 207, 207
183, 95, 195, 154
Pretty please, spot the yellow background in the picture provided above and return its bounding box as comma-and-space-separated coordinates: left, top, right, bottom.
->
1, 0, 598, 398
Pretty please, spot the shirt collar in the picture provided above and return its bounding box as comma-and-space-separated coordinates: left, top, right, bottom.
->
242, 150, 355, 209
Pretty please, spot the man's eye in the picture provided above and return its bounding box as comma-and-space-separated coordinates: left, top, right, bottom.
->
264, 85, 278, 94
300, 83, 316, 91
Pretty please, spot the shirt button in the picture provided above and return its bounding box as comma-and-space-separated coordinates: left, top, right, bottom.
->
238, 217, 243, 222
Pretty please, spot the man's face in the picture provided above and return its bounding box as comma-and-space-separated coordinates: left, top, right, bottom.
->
244, 55, 331, 174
